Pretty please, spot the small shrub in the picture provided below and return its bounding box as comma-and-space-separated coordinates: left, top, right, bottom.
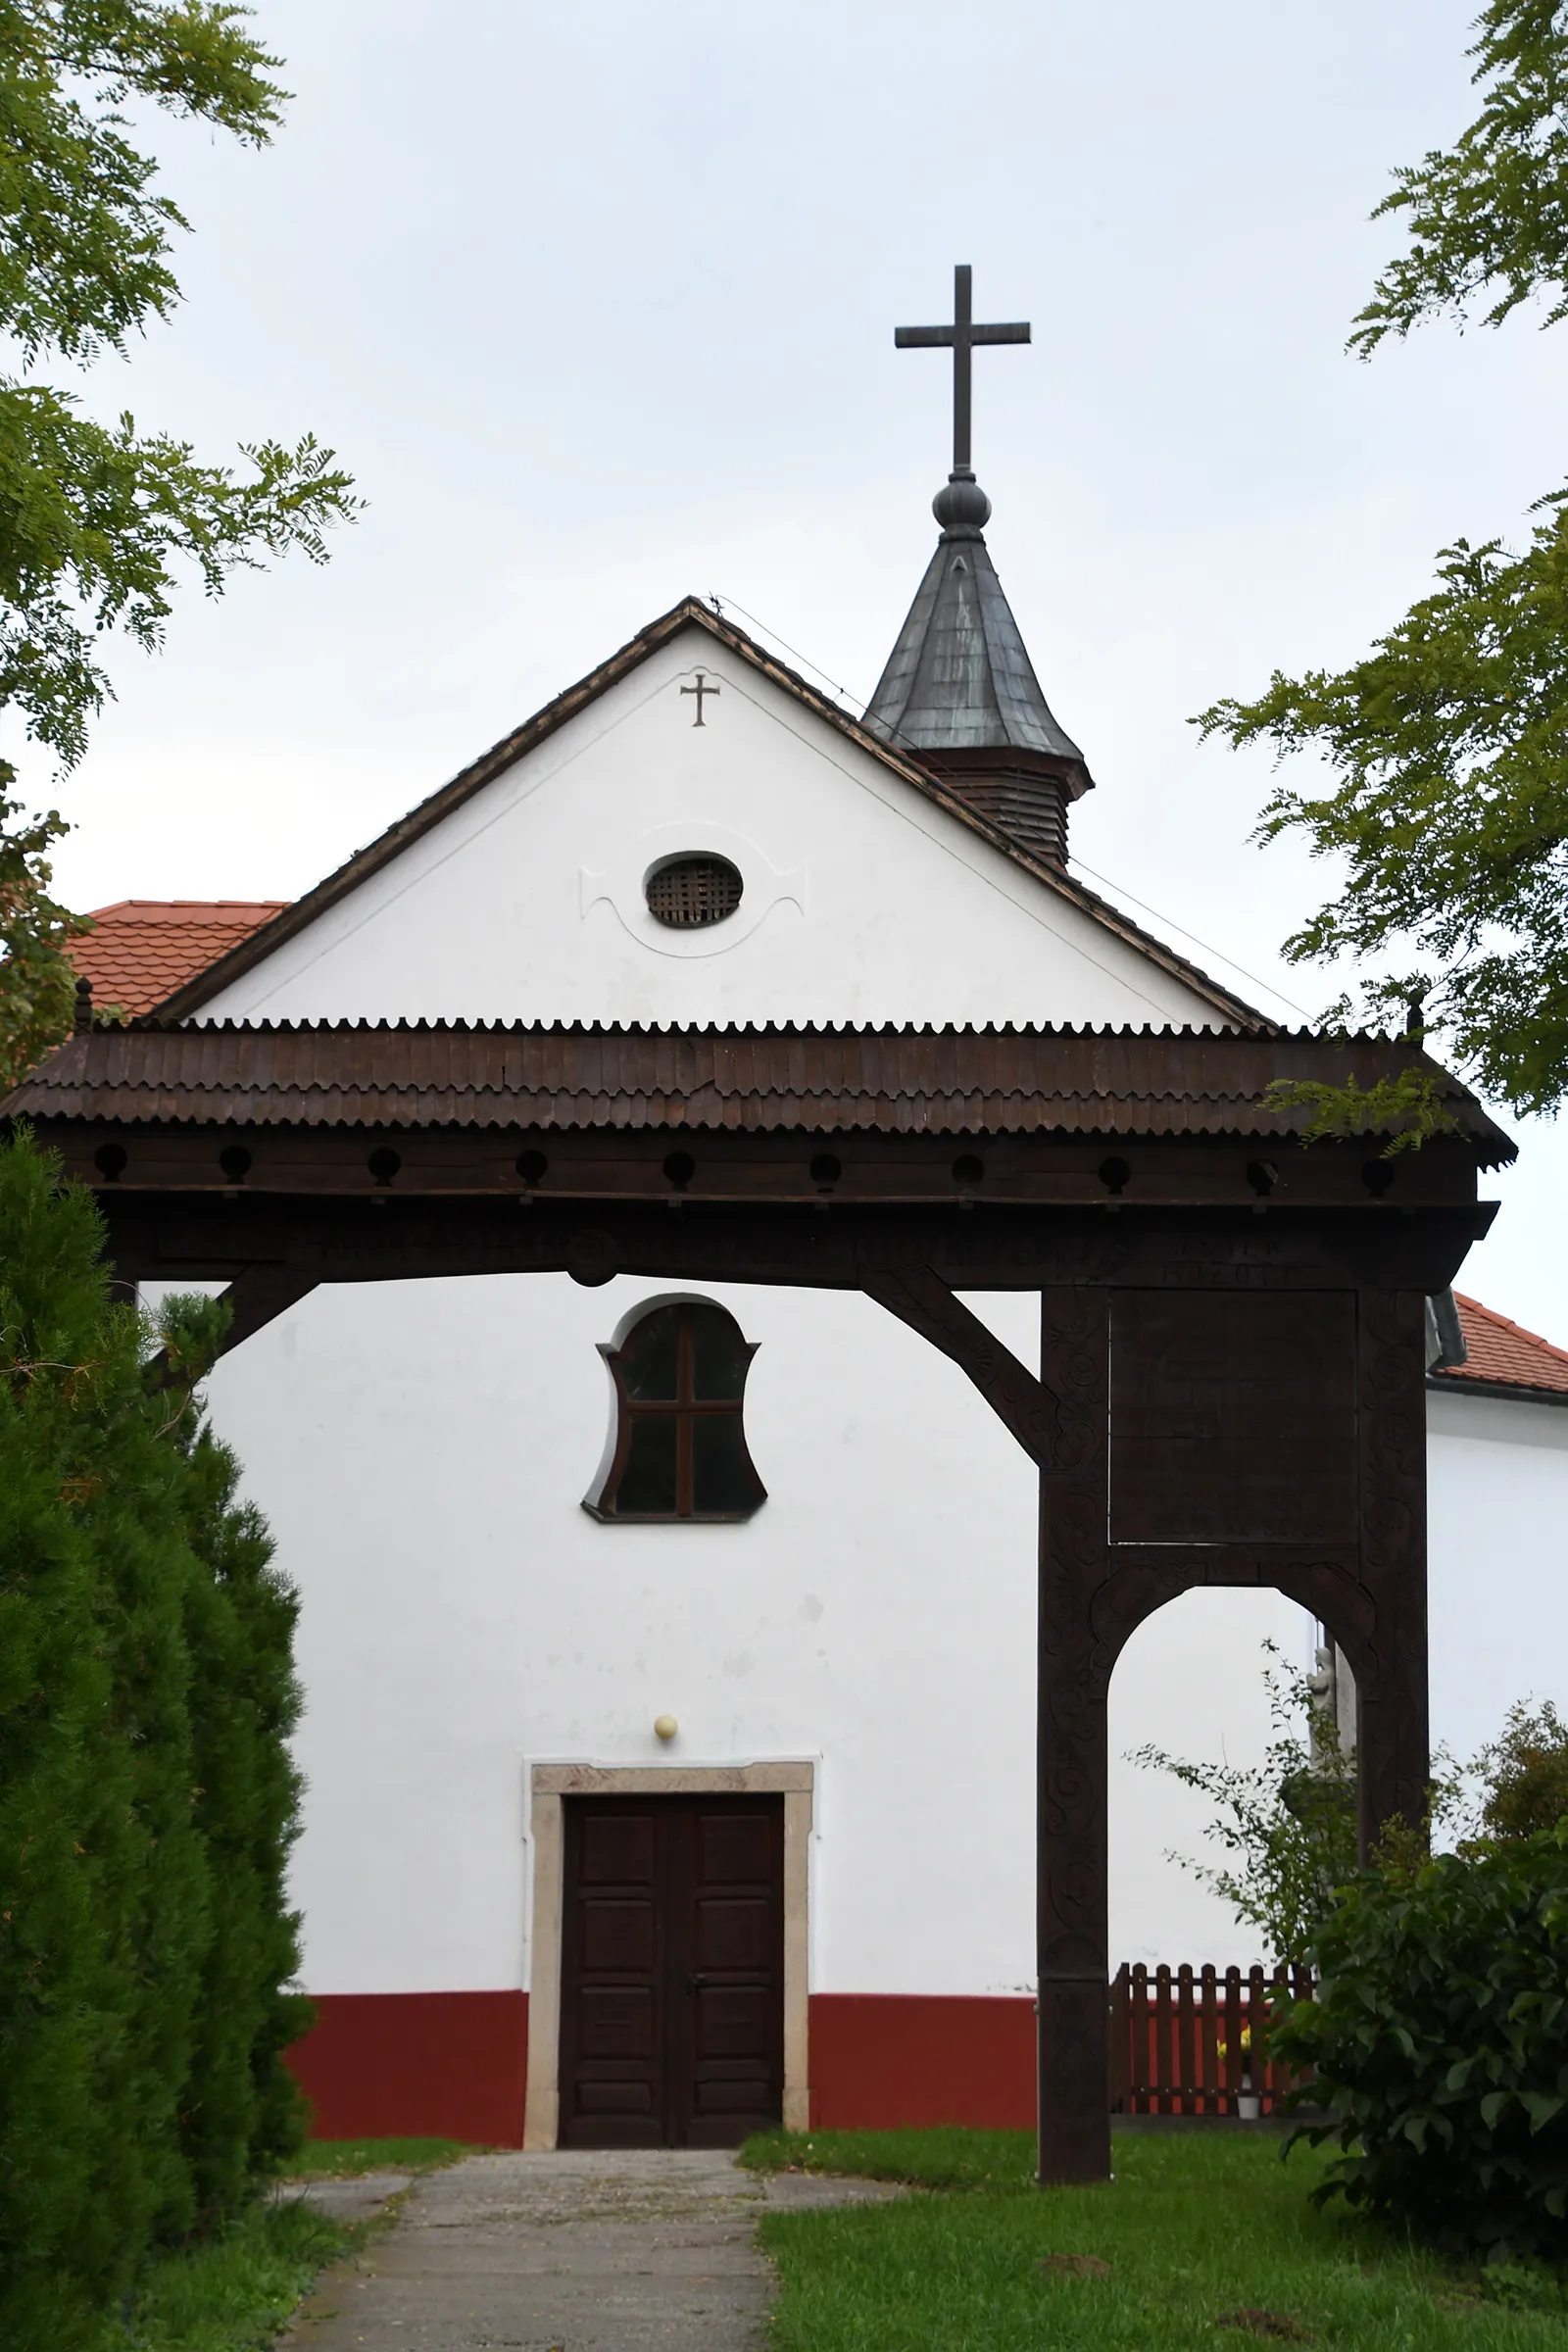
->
1129, 1642, 1356, 1966
1474, 1700, 1568, 1843
1274, 1825, 1568, 2257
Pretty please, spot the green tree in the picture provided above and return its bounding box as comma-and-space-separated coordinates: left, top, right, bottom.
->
0, 1133, 307, 2349
0, 3, 359, 1090
1473, 1697, 1568, 1842
1200, 1, 1568, 1117
0, 795, 86, 1091
1128, 1644, 1359, 1967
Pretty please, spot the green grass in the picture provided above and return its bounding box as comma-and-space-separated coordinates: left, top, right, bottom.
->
97, 2197, 352, 2351
87, 2141, 477, 2345
741, 2127, 1568, 2348
286, 2134, 479, 2178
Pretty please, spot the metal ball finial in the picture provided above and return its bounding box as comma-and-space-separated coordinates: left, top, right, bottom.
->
933, 468, 992, 535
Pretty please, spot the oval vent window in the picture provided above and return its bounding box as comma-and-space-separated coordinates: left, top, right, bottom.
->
645, 854, 744, 929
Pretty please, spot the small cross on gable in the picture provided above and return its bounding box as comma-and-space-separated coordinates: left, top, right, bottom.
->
680, 672, 720, 726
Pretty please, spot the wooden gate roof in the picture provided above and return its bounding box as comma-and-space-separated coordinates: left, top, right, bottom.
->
3, 1017, 1515, 1160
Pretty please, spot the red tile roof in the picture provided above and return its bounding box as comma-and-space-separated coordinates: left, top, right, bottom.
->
1435, 1294, 1568, 1401
71, 901, 287, 1017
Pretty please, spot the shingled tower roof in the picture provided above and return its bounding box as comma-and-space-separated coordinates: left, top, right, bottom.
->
864, 472, 1090, 769
864, 269, 1093, 867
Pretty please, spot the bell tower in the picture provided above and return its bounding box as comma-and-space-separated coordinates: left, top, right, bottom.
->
862, 267, 1093, 867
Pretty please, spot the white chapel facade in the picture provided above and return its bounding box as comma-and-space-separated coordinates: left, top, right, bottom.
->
64, 347, 1568, 2145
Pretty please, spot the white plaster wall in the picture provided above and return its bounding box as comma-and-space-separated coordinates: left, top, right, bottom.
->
196, 632, 1223, 1032
1108, 1589, 1310, 1969
188, 1263, 1568, 1993
175, 623, 1568, 1999
195, 1267, 1321, 1997
1427, 1389, 1568, 1769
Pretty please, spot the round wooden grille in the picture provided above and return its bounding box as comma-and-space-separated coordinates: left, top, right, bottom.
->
645, 854, 744, 928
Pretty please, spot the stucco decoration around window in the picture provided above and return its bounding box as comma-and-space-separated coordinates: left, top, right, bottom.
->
583, 1295, 766, 1522
579, 819, 805, 959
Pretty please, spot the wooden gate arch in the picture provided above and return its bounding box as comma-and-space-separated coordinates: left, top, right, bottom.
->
3, 1013, 1510, 2183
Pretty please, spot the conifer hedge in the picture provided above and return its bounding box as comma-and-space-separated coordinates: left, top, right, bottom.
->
0, 1131, 310, 2351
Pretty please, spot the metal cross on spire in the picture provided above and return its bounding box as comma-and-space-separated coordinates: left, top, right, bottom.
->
895, 264, 1030, 475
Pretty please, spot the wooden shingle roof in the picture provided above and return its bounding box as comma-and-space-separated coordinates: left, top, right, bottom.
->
3, 1016, 1516, 1158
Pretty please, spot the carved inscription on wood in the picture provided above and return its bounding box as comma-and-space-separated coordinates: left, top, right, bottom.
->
1108, 1291, 1357, 1545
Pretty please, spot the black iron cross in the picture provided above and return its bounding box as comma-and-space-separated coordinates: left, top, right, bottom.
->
895, 265, 1030, 474
681, 672, 720, 726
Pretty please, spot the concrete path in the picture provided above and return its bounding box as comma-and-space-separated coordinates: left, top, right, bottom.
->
280, 2147, 902, 2351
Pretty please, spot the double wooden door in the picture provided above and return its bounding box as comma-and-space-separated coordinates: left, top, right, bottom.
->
559, 1793, 784, 2147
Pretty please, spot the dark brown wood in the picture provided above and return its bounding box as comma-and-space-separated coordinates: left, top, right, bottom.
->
7, 1032, 1474, 2190
862, 1265, 1051, 1463
1037, 1286, 1112, 2181
1108, 1292, 1357, 1544
1353, 1290, 1432, 1850
1035, 1284, 1435, 2179
559, 1794, 784, 2149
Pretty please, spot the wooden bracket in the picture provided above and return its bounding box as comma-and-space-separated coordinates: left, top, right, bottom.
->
215, 1267, 319, 1354
144, 1266, 318, 1386
861, 1265, 1052, 1465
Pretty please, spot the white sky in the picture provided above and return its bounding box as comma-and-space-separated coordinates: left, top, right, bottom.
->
21, 0, 1568, 1342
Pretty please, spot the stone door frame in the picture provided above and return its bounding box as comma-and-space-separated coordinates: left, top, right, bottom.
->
522, 1759, 815, 2151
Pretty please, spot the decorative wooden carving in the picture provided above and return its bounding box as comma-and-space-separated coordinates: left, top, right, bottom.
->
1108, 1292, 1357, 1544
1028, 1284, 1433, 2184
1036, 1288, 1112, 2184
70, 1130, 1452, 2195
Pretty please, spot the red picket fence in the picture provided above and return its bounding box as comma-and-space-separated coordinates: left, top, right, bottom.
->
1108, 1962, 1315, 2116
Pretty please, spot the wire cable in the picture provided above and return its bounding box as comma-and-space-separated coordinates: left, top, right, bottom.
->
710, 591, 1312, 1022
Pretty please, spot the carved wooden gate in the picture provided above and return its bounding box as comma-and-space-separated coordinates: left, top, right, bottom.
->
3, 1014, 1509, 2181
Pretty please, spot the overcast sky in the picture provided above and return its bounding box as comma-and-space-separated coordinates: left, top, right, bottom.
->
23, 0, 1568, 1339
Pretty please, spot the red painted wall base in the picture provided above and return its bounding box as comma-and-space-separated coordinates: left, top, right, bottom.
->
289, 1991, 529, 2146
808, 1994, 1037, 2129
286, 1988, 1039, 2143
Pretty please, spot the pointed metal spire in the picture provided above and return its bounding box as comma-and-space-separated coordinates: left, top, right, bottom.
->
864, 267, 1094, 866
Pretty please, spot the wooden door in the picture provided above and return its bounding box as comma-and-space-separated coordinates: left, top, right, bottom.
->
558, 1793, 784, 2148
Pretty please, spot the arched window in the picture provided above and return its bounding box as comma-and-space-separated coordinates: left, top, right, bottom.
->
584, 1298, 765, 1523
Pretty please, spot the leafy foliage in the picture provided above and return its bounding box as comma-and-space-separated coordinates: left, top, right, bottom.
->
1351, 2, 1568, 352
1275, 1827, 1568, 2259
1128, 1644, 1357, 1967
1474, 1698, 1568, 1842
0, 791, 88, 1091
0, 1129, 307, 2350
1200, 2, 1568, 1115
0, 4, 358, 1082
1258, 1066, 1462, 1153
1200, 512, 1568, 1114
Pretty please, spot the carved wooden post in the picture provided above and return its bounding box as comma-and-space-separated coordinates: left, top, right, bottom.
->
1036, 1288, 1112, 2184
1354, 1289, 1431, 1856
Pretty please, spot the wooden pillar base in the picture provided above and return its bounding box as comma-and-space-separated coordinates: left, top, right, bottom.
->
1036, 1979, 1111, 2183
